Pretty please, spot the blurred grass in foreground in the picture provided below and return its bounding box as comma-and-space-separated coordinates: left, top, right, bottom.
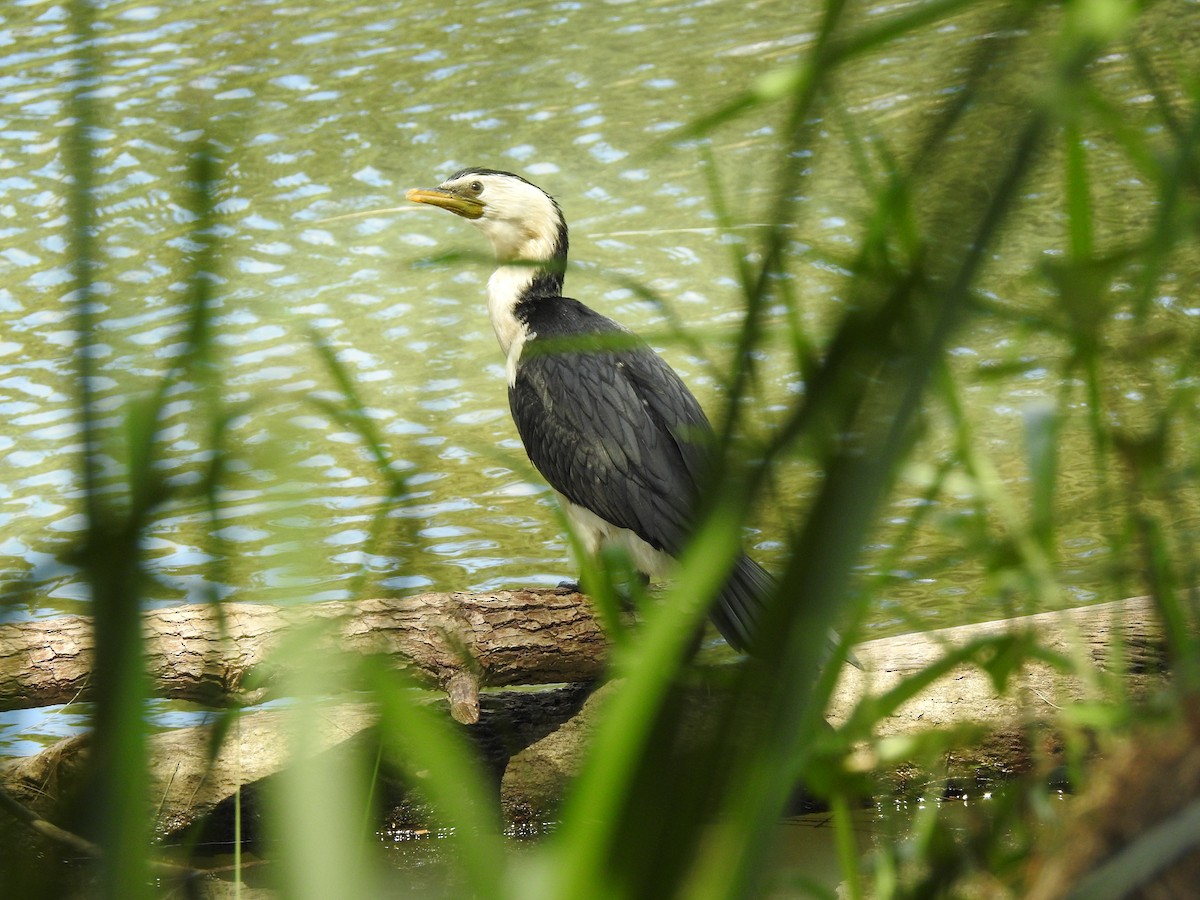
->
6, 0, 1199, 896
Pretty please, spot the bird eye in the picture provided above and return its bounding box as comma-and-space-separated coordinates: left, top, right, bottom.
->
469, 180, 483, 194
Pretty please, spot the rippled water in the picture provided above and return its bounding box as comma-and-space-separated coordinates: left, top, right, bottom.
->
1, 0, 1197, 681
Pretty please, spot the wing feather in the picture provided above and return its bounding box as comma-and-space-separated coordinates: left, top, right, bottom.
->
508, 323, 711, 556
505, 297, 767, 651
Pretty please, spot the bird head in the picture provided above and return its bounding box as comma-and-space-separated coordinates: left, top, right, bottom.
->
407, 168, 566, 264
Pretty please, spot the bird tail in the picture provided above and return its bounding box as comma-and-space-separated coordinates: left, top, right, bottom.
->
710, 553, 772, 653
712, 554, 859, 666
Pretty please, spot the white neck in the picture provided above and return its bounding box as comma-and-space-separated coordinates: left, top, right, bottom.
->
490, 263, 548, 388
487, 264, 536, 356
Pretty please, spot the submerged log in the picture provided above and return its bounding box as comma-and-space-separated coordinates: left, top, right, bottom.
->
1, 684, 598, 842
0, 593, 1174, 838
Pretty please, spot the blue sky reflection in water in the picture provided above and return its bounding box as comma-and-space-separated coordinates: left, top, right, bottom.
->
1, 0, 1197, 673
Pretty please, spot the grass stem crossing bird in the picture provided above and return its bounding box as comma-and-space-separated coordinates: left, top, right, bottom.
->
407, 168, 772, 653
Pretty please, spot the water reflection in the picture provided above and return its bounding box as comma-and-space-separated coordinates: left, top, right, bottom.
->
0, 0, 1193, 657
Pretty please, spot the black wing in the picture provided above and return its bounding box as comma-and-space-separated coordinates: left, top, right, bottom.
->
508, 302, 712, 556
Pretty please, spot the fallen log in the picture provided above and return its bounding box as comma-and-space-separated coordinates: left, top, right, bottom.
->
0, 589, 606, 721
829, 593, 1168, 737
507, 595, 1172, 812
0, 594, 1171, 838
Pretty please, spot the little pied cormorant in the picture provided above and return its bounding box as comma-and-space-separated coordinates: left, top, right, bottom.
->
407, 168, 770, 653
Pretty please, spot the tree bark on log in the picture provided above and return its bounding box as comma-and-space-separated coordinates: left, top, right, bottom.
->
0, 590, 606, 717
0, 593, 1173, 839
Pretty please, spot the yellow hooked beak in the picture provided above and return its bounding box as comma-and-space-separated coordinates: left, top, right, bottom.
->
405, 186, 484, 220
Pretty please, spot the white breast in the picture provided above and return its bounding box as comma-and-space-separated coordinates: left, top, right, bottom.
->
505, 329, 531, 387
